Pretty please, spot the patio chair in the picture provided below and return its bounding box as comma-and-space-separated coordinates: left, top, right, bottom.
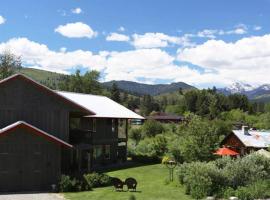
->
111, 177, 124, 191
125, 177, 137, 191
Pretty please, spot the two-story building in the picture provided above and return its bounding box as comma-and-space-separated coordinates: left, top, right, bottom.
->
0, 74, 144, 192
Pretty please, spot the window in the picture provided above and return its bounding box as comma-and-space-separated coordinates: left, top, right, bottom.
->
104, 145, 110, 159
112, 119, 116, 132
93, 145, 102, 160
92, 118, 97, 132
70, 118, 81, 130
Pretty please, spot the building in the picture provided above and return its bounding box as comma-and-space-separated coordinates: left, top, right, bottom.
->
221, 126, 270, 155
0, 74, 144, 192
146, 112, 185, 123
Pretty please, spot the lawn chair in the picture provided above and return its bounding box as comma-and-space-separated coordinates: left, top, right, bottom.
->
111, 177, 124, 191
125, 177, 137, 191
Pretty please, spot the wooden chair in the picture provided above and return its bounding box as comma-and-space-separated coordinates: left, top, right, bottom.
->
125, 177, 137, 191
111, 177, 124, 191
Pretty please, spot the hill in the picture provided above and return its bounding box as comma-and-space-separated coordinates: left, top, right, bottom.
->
103, 80, 196, 96
16, 68, 66, 89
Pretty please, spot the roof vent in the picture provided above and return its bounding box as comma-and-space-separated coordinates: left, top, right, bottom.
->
242, 126, 249, 135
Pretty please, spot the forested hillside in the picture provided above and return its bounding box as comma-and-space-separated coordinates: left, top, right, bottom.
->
103, 80, 196, 96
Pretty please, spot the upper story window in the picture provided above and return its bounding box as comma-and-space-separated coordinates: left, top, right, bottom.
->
91, 118, 96, 132
112, 119, 116, 132
70, 118, 80, 130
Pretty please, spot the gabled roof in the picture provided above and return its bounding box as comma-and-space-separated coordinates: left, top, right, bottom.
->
0, 121, 73, 148
0, 74, 96, 115
57, 91, 145, 119
232, 129, 270, 148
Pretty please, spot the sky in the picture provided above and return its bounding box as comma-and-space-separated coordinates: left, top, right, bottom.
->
1, 0, 270, 88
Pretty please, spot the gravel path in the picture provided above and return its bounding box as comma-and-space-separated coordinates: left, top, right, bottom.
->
0, 193, 65, 200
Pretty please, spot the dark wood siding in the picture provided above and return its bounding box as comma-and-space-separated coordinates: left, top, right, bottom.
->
0, 128, 61, 192
0, 78, 74, 141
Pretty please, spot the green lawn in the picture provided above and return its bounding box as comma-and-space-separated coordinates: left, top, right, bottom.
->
64, 164, 192, 200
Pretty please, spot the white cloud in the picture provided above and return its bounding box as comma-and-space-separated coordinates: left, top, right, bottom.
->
4, 33, 270, 87
131, 32, 193, 49
106, 33, 130, 42
0, 15, 6, 24
118, 26, 125, 32
194, 25, 248, 39
55, 22, 97, 38
178, 34, 270, 85
0, 38, 107, 72
0, 37, 202, 85
197, 29, 217, 39
254, 26, 262, 31
71, 7, 82, 14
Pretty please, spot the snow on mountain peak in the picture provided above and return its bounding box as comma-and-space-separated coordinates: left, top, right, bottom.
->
226, 82, 256, 93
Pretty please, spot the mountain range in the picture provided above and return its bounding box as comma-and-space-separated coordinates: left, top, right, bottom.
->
218, 82, 270, 102
13, 67, 270, 101
103, 80, 196, 96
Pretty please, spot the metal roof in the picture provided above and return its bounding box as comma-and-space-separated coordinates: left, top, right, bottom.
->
233, 129, 270, 148
57, 91, 145, 119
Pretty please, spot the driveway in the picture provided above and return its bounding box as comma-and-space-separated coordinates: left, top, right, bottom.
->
0, 193, 65, 200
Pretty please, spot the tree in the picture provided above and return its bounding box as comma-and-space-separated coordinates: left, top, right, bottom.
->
184, 90, 198, 113
142, 120, 164, 137
82, 70, 102, 95
111, 82, 121, 103
59, 70, 103, 95
0, 51, 22, 80
179, 116, 220, 162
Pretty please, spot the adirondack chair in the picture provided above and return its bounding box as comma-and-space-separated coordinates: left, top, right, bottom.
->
125, 177, 137, 191
111, 177, 124, 191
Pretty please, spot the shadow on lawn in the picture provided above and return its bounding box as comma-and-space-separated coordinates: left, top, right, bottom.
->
115, 190, 142, 193
96, 161, 158, 173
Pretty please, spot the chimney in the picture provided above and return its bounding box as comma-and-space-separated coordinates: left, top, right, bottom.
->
242, 126, 249, 135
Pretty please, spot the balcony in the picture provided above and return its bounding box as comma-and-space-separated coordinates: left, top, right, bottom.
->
69, 129, 93, 144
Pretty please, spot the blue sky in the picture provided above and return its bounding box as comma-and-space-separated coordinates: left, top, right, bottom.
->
1, 0, 270, 88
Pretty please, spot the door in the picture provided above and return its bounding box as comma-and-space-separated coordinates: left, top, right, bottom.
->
0, 142, 59, 192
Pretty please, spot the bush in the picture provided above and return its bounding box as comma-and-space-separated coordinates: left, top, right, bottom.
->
129, 128, 142, 145
235, 180, 270, 200
142, 120, 164, 137
58, 175, 82, 192
83, 172, 111, 189
177, 162, 225, 199
177, 154, 270, 199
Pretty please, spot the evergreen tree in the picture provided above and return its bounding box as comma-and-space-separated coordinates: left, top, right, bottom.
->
111, 82, 121, 103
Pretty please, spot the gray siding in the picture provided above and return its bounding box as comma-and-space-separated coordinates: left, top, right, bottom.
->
0, 78, 76, 141
0, 128, 61, 192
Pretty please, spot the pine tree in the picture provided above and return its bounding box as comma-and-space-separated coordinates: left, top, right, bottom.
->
111, 82, 121, 103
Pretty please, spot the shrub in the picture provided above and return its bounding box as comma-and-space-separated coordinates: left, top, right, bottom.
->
177, 162, 223, 198
129, 128, 142, 144
177, 154, 270, 199
235, 180, 270, 200
142, 120, 164, 137
58, 175, 82, 192
161, 156, 171, 164
83, 172, 111, 189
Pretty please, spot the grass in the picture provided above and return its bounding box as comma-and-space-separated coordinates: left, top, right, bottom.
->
64, 164, 192, 200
